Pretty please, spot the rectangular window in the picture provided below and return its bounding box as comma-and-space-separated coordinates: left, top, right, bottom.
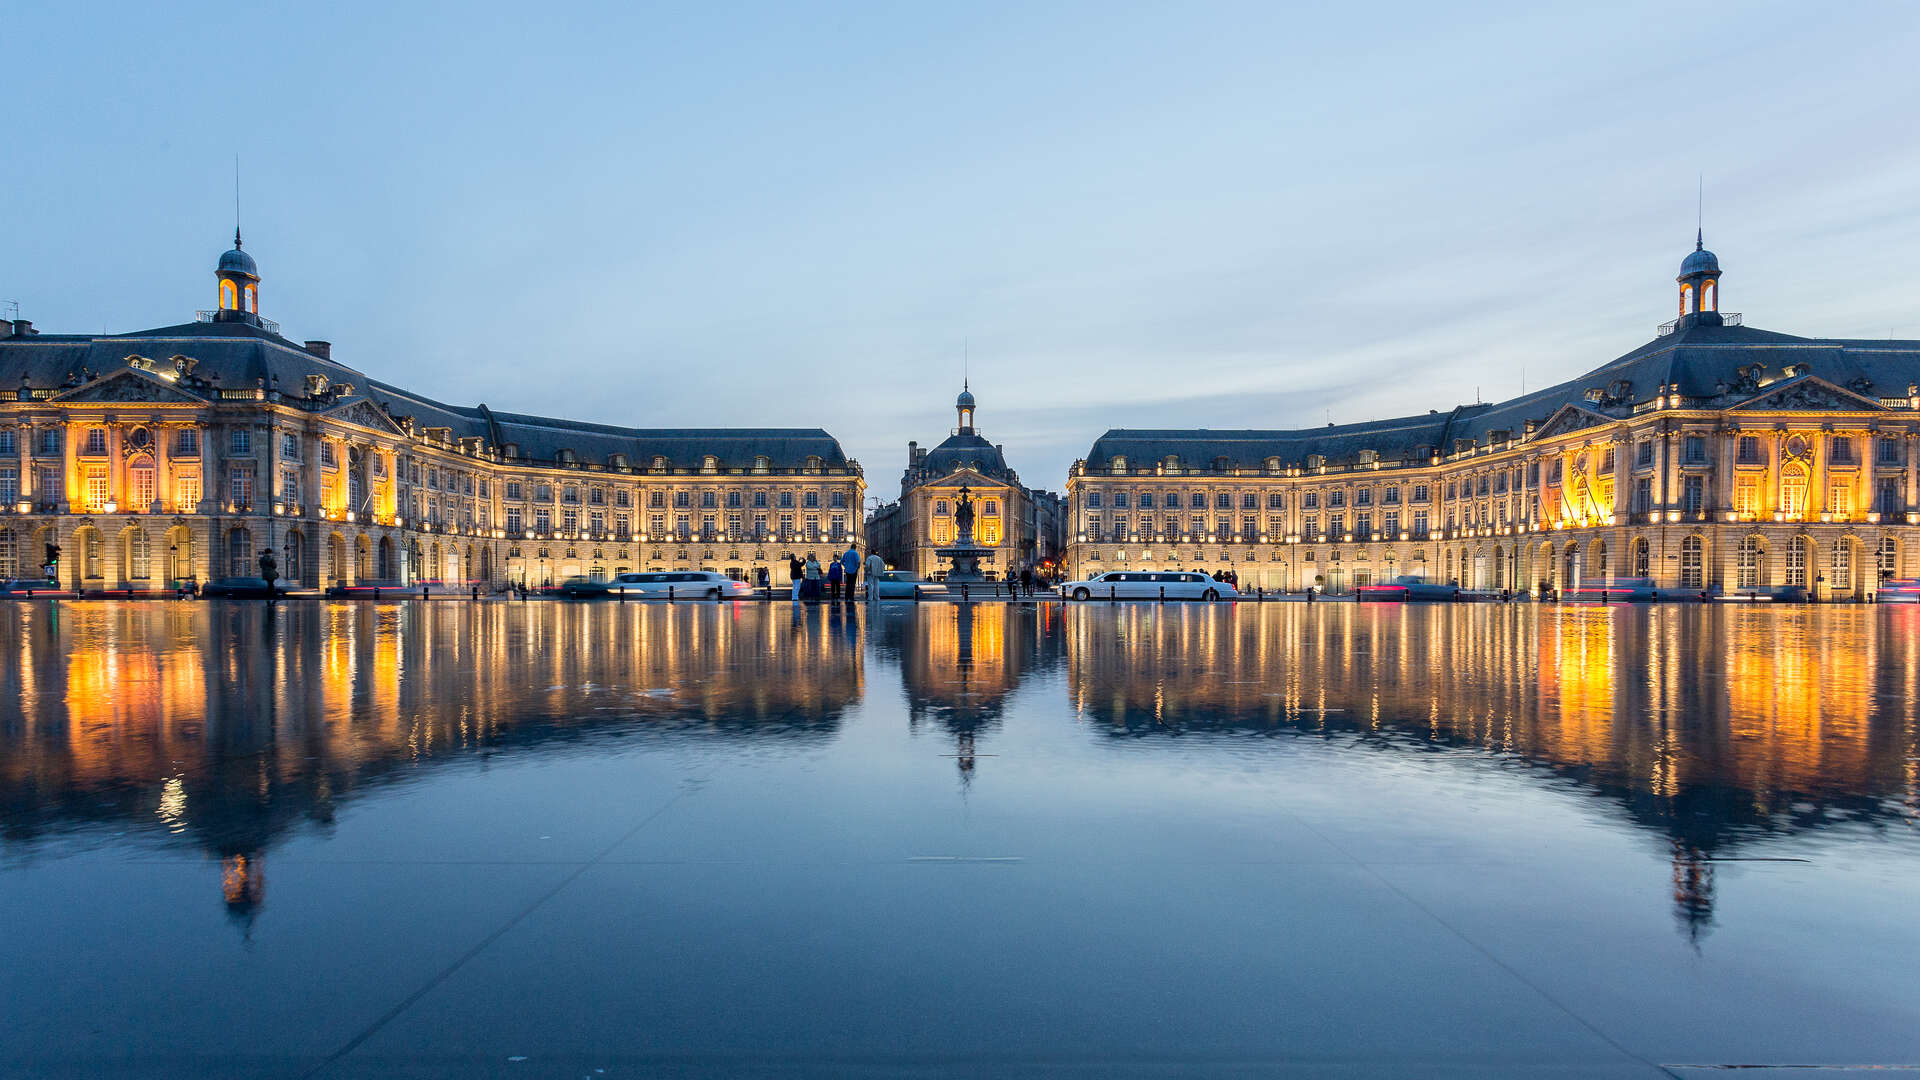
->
1354, 511, 1371, 538
1682, 475, 1706, 513
1328, 490, 1345, 508
506, 507, 523, 533
1086, 492, 1102, 508
230, 429, 251, 455
535, 509, 552, 532
1738, 435, 1763, 464
1877, 478, 1902, 514
1267, 492, 1285, 509
590, 511, 605, 535
1734, 476, 1759, 516
281, 433, 299, 459
85, 428, 107, 455
1830, 437, 1855, 465
1383, 510, 1399, 535
1684, 435, 1707, 464
1878, 437, 1903, 465
0, 468, 14, 504
38, 429, 61, 455
229, 466, 254, 510
1329, 513, 1344, 538
1412, 484, 1429, 503
1828, 483, 1852, 517
1412, 510, 1428, 537
175, 470, 200, 511
615, 516, 630, 540
0, 430, 12, 455
1633, 478, 1652, 513
563, 509, 580, 533
675, 514, 690, 538
1302, 491, 1318, 509
1636, 442, 1653, 467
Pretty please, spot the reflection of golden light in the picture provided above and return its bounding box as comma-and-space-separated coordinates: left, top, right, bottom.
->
157, 776, 187, 834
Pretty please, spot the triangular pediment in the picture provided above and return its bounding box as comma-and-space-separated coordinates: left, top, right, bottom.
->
1729, 374, 1886, 413
47, 367, 208, 405
922, 467, 1012, 491
1532, 403, 1617, 440
320, 396, 407, 434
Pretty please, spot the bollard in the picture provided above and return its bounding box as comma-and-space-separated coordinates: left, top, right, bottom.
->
374, 586, 381, 600
1109, 585, 1115, 603
1159, 585, 1165, 603
715, 585, 722, 604
668, 585, 675, 603
913, 584, 921, 602
962, 583, 969, 603
422, 585, 430, 601
619, 587, 626, 602
1600, 590, 1608, 603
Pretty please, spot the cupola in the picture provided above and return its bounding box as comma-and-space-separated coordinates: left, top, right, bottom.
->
214, 229, 262, 323
1675, 230, 1723, 326
955, 381, 976, 435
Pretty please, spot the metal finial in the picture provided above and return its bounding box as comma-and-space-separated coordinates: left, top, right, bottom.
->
234, 226, 243, 250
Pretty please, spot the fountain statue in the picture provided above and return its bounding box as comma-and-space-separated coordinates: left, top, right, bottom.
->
934, 484, 991, 584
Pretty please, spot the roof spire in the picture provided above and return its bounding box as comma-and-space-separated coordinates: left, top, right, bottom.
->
234, 154, 242, 249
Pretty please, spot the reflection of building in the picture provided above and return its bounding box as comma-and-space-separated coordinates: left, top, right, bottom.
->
1064, 238, 1920, 595
0, 602, 864, 920
0, 235, 864, 592
1066, 602, 1920, 939
874, 601, 1064, 783
867, 385, 1066, 580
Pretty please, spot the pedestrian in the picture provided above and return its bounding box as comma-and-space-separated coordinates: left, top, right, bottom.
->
840, 543, 861, 600
804, 552, 823, 602
865, 549, 886, 600
1020, 566, 1034, 597
788, 553, 804, 601
826, 556, 844, 601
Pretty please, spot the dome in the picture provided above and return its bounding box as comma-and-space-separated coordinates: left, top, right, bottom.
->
956, 387, 976, 409
1679, 236, 1719, 278
218, 230, 258, 278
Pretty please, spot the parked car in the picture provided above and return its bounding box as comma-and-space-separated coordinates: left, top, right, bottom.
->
1060, 571, 1237, 602
1878, 579, 1920, 603
199, 577, 291, 598
871, 570, 946, 599
1356, 576, 1466, 602
567, 570, 753, 599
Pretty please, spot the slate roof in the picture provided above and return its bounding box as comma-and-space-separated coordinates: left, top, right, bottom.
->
917, 432, 1012, 480
1084, 318, 1920, 471
0, 319, 853, 470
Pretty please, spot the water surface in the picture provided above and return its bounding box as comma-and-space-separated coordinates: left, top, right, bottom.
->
2, 600, 1917, 1078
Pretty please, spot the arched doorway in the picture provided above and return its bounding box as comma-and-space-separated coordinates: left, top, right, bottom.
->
1831, 536, 1861, 599
121, 525, 151, 587
1629, 536, 1650, 579
355, 534, 372, 582
226, 526, 252, 579
1563, 542, 1581, 592
1679, 534, 1705, 589
377, 535, 394, 582
328, 532, 348, 586
165, 525, 195, 585
283, 529, 304, 587
1735, 535, 1767, 590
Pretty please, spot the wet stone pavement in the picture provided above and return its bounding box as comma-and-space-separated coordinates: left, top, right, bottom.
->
1, 599, 1917, 1078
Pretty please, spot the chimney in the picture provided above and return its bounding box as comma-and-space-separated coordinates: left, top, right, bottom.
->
305, 340, 332, 360
9, 320, 34, 338
907, 440, 918, 463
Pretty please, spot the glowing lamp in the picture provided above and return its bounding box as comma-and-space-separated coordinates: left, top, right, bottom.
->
103, 500, 117, 514
15, 500, 29, 514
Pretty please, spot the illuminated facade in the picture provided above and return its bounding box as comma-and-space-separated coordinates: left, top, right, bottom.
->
865, 384, 1067, 579
0, 237, 865, 590
1064, 237, 1920, 597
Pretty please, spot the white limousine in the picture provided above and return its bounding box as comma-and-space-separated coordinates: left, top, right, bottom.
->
1058, 571, 1239, 602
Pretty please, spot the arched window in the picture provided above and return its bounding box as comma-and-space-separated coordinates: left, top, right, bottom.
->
1879, 536, 1899, 583
1702, 280, 1716, 310
243, 284, 257, 312
84, 530, 102, 578
126, 529, 150, 580
228, 527, 252, 577
1736, 536, 1765, 589
1631, 537, 1650, 578
1679, 535, 1705, 588
220, 280, 237, 309
1831, 540, 1852, 592
1785, 536, 1810, 587
1592, 539, 1609, 578
127, 455, 156, 511
1780, 468, 1808, 518
1679, 283, 1693, 316
1563, 543, 1580, 590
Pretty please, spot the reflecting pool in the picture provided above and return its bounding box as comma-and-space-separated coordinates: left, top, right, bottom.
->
2, 600, 1917, 1078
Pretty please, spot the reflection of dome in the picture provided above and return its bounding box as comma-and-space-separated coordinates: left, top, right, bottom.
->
1679, 240, 1718, 278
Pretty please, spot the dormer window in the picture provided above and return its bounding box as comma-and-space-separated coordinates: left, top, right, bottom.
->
701, 455, 718, 474
1110, 456, 1126, 474
503, 444, 519, 459
652, 455, 669, 470
753, 455, 771, 473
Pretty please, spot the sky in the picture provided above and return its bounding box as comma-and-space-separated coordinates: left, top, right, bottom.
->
6, 1, 1920, 492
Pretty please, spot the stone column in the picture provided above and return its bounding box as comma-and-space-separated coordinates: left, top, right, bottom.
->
151, 419, 169, 514
18, 422, 33, 505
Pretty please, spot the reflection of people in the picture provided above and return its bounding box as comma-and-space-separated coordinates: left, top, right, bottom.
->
865, 550, 885, 600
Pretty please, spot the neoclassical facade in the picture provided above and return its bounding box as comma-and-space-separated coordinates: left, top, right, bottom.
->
865, 386, 1067, 579
1064, 238, 1920, 598
0, 236, 865, 591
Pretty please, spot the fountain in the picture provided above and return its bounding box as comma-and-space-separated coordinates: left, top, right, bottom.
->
934, 484, 992, 585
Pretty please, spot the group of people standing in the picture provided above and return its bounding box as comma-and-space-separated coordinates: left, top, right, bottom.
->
786, 544, 888, 602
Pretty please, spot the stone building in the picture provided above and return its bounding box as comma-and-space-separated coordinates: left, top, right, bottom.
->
0, 235, 865, 591
866, 385, 1064, 580
1064, 236, 1920, 598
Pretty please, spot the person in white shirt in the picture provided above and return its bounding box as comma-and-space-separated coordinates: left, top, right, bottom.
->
864, 551, 886, 600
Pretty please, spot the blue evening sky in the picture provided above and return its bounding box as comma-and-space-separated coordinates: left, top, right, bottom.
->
5, 2, 1918, 491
